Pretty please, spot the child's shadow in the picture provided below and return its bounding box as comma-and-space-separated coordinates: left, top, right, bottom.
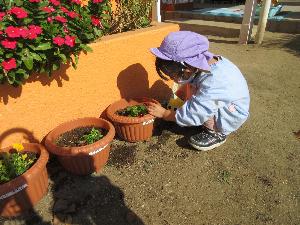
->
153, 119, 202, 151
117, 63, 172, 102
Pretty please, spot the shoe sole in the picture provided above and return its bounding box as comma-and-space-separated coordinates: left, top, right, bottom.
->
188, 139, 226, 151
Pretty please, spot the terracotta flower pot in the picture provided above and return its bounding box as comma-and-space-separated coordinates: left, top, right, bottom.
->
0, 143, 49, 217
45, 117, 115, 175
106, 98, 156, 142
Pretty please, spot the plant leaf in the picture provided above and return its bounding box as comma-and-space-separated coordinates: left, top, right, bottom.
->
35, 42, 52, 51
80, 44, 93, 53
23, 56, 33, 70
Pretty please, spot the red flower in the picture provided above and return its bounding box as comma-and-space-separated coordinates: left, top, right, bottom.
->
55, 16, 67, 23
50, 0, 60, 6
67, 11, 78, 18
0, 12, 5, 21
64, 35, 76, 47
9, 7, 28, 19
27, 30, 38, 40
93, 0, 103, 3
47, 17, 53, 22
18, 27, 28, 38
41, 6, 55, 13
5, 26, 21, 38
60, 6, 69, 13
1, 40, 17, 49
2, 58, 17, 71
28, 25, 42, 35
53, 36, 65, 46
91, 16, 102, 27
29, 0, 41, 2
71, 0, 81, 4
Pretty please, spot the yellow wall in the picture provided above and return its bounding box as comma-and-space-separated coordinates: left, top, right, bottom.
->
0, 23, 179, 148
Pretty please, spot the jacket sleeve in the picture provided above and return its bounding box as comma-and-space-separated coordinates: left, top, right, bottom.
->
175, 75, 219, 127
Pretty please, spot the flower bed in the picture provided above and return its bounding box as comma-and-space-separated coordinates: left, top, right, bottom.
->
0, 0, 111, 86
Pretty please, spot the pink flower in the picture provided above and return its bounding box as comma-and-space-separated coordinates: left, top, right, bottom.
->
64, 35, 76, 47
27, 30, 38, 39
9, 7, 28, 19
60, 6, 69, 13
93, 0, 103, 3
0, 12, 5, 21
50, 0, 60, 6
5, 26, 21, 38
41, 6, 55, 13
18, 27, 28, 38
2, 58, 17, 71
67, 11, 78, 18
55, 16, 67, 23
1, 40, 17, 49
28, 25, 42, 35
91, 16, 101, 27
47, 17, 53, 22
53, 36, 65, 46
71, 0, 81, 4
29, 0, 41, 2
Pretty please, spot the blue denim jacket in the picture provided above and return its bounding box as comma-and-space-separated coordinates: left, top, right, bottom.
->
175, 57, 250, 135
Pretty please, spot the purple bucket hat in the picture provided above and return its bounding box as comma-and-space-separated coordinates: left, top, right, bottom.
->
150, 31, 214, 71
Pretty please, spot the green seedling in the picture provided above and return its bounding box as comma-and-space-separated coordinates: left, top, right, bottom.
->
81, 128, 103, 145
116, 104, 148, 117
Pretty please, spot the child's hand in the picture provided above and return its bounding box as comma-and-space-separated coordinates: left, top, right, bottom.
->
146, 102, 166, 118
146, 102, 176, 122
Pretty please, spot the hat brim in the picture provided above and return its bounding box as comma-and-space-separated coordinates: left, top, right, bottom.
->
150, 48, 172, 61
184, 53, 212, 71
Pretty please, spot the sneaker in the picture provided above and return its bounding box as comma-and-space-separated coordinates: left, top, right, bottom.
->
188, 127, 227, 151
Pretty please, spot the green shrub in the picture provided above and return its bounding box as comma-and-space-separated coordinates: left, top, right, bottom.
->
109, 0, 153, 34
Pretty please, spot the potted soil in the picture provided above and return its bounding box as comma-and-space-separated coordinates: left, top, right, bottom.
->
45, 117, 115, 175
106, 98, 157, 142
0, 143, 49, 217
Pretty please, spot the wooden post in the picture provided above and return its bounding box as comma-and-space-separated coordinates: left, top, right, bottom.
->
239, 0, 257, 44
152, 0, 162, 22
255, 0, 271, 44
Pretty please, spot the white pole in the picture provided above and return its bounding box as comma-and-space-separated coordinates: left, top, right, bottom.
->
255, 0, 271, 44
157, 0, 161, 22
152, 0, 162, 22
239, 0, 257, 44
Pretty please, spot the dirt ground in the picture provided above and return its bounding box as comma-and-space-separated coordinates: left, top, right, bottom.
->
1, 32, 299, 225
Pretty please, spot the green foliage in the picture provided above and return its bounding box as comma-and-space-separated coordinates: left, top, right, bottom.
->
116, 104, 148, 117
0, 152, 37, 184
0, 0, 111, 86
81, 127, 103, 144
109, 0, 153, 34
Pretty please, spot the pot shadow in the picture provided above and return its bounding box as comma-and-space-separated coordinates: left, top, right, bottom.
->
47, 156, 145, 225
0, 127, 39, 149
0, 63, 69, 105
117, 63, 173, 103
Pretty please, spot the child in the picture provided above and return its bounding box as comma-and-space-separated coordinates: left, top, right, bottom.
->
147, 31, 250, 151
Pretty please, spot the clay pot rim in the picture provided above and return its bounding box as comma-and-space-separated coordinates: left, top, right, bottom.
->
45, 117, 115, 156
106, 98, 157, 124
0, 143, 49, 194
